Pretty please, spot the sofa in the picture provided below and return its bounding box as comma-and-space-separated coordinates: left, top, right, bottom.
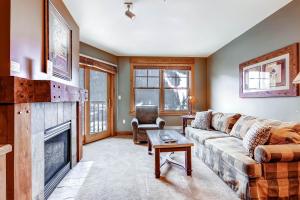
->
131, 105, 165, 143
186, 111, 300, 200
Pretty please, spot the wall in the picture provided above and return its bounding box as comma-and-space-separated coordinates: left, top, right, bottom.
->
207, 0, 300, 121
10, 0, 80, 87
80, 42, 118, 65
117, 57, 207, 131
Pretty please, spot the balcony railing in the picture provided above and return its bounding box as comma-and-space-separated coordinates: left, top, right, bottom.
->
90, 101, 107, 134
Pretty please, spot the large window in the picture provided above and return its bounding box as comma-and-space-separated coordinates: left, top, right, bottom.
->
131, 66, 193, 114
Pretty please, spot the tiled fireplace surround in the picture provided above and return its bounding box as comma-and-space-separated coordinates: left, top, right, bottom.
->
31, 102, 77, 200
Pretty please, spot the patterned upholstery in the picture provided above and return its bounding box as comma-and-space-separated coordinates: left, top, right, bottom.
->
205, 137, 262, 178
187, 125, 300, 200
243, 122, 271, 158
191, 111, 212, 130
254, 144, 300, 163
131, 105, 165, 143
230, 115, 257, 139
267, 122, 300, 144
211, 111, 241, 134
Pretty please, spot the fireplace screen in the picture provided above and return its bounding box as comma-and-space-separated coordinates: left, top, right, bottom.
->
44, 121, 71, 199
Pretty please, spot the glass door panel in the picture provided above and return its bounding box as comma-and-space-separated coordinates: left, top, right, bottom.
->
90, 70, 107, 134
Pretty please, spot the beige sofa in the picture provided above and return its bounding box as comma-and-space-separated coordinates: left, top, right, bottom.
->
186, 114, 300, 200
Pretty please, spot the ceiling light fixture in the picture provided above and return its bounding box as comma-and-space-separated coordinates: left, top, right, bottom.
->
125, 2, 135, 20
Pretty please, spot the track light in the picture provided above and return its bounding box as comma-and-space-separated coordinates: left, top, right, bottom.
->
125, 2, 135, 19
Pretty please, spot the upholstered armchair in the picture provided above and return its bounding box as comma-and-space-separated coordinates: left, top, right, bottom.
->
131, 105, 165, 144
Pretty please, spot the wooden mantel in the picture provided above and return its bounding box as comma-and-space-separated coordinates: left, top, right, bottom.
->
0, 76, 88, 104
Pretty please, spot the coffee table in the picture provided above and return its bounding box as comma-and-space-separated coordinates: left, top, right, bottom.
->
146, 130, 194, 178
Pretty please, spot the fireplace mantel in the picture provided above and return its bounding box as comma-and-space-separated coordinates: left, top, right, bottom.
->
0, 76, 88, 104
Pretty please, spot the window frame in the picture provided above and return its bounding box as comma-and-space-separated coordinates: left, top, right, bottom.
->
130, 63, 195, 116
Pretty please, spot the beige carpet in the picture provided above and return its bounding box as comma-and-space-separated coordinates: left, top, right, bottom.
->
76, 136, 239, 200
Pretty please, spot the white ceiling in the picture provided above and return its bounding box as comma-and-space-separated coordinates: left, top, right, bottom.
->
63, 0, 292, 57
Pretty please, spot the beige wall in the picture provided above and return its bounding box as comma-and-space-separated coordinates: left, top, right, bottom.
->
207, 0, 300, 121
116, 57, 207, 131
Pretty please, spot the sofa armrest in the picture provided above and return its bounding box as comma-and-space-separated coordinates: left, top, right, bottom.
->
254, 144, 300, 163
156, 117, 165, 129
131, 118, 139, 129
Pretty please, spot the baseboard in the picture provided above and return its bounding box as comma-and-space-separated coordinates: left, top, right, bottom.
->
115, 131, 133, 136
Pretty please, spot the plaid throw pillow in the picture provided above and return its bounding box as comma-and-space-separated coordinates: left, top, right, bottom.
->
191, 111, 212, 130
243, 122, 271, 158
211, 112, 241, 134
230, 115, 257, 139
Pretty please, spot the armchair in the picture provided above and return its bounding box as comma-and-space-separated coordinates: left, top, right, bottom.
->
131, 105, 165, 144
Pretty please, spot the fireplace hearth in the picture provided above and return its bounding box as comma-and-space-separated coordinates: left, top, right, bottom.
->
44, 121, 72, 199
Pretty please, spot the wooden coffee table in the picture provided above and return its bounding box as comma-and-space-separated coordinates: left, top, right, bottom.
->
146, 130, 194, 178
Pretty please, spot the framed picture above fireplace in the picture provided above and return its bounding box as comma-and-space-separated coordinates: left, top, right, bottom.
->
239, 43, 299, 98
45, 0, 72, 81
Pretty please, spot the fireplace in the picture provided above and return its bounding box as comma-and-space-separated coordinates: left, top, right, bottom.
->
44, 121, 72, 199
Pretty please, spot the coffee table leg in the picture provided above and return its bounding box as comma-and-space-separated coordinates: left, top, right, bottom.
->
155, 148, 160, 178
186, 147, 192, 176
148, 138, 152, 155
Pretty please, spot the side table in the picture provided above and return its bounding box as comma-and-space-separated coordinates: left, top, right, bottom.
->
181, 115, 195, 135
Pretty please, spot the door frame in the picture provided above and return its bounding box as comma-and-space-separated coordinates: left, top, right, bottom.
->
79, 59, 116, 144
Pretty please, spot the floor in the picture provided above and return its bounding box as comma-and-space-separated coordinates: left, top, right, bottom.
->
49, 136, 239, 200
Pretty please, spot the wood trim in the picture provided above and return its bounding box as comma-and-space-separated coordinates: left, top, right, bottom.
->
130, 57, 195, 65
80, 54, 118, 67
76, 102, 83, 162
80, 55, 117, 75
239, 43, 299, 98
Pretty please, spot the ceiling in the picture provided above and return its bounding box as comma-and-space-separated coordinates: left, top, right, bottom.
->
63, 0, 292, 57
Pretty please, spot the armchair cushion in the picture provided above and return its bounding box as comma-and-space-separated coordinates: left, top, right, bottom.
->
136, 105, 158, 124
138, 124, 159, 130
156, 117, 165, 129
254, 144, 300, 163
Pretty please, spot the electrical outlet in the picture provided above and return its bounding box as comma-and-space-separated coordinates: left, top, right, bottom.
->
118, 95, 122, 100
10, 61, 21, 73
122, 119, 126, 124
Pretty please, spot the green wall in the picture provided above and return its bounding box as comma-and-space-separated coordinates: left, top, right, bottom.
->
116, 57, 207, 131
207, 0, 300, 121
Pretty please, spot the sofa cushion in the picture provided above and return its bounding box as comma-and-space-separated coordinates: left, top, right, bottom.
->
230, 115, 257, 139
205, 137, 262, 178
211, 111, 241, 134
191, 111, 212, 130
185, 127, 229, 144
243, 122, 271, 158
138, 124, 159, 130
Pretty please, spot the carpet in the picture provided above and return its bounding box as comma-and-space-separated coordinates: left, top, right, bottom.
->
76, 136, 239, 200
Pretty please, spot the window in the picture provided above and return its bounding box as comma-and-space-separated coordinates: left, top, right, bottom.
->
131, 66, 193, 114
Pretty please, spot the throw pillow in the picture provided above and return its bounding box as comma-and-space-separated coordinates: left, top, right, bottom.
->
191, 111, 212, 130
230, 115, 257, 139
243, 122, 271, 158
211, 111, 241, 134
267, 122, 300, 144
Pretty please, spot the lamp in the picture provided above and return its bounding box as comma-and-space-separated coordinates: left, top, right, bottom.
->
293, 72, 300, 84
125, 2, 135, 20
188, 95, 194, 116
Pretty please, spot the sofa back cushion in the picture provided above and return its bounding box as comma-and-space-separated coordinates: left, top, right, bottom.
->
191, 111, 212, 130
230, 115, 257, 139
136, 105, 158, 124
211, 111, 241, 134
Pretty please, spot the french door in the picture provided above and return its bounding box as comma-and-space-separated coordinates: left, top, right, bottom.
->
80, 67, 114, 144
